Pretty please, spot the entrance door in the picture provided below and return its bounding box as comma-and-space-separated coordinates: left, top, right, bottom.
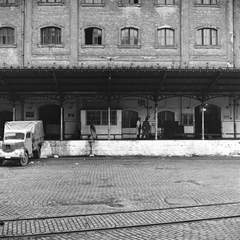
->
0, 110, 12, 139
195, 104, 221, 137
39, 105, 61, 140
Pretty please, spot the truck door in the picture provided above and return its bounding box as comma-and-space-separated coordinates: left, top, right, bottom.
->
26, 132, 33, 155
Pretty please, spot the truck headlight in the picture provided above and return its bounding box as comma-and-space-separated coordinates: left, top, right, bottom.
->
14, 150, 20, 155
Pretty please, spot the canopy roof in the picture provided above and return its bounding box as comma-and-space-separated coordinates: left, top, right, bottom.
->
0, 65, 240, 103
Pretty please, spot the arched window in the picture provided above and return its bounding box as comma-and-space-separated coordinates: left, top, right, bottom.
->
158, 111, 174, 128
122, 111, 138, 128
121, 28, 139, 45
0, 27, 14, 45
157, 28, 174, 46
41, 27, 61, 45
84, 27, 102, 45
197, 28, 218, 46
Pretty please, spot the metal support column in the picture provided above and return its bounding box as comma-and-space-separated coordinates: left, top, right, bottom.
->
60, 105, 63, 141
12, 104, 16, 121
155, 103, 158, 140
201, 104, 205, 140
108, 104, 111, 141
233, 99, 237, 139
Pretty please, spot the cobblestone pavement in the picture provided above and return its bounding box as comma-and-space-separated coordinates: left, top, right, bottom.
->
0, 156, 240, 239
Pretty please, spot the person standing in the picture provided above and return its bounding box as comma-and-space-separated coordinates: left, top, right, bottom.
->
141, 117, 151, 139
90, 119, 97, 140
136, 117, 141, 139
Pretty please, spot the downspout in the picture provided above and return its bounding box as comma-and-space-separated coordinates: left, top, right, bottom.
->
233, 99, 236, 139
22, 0, 26, 66
201, 103, 205, 140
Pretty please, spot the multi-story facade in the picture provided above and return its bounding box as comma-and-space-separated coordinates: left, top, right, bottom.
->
0, 0, 240, 140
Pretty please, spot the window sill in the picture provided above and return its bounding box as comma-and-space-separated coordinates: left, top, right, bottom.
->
37, 44, 65, 48
155, 45, 177, 49
118, 4, 141, 7
194, 4, 220, 8
194, 45, 221, 49
118, 44, 141, 49
0, 44, 17, 48
81, 45, 105, 49
38, 2, 64, 6
81, 3, 105, 7
155, 4, 177, 7
0, 3, 18, 7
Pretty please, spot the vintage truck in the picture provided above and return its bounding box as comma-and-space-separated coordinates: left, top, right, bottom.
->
0, 121, 44, 166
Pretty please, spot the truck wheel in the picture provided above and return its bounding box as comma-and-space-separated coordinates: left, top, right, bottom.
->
19, 153, 29, 166
33, 148, 41, 159
0, 160, 3, 166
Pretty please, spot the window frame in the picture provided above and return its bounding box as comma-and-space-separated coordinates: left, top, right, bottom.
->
155, 27, 176, 48
82, 26, 105, 48
86, 110, 117, 126
182, 114, 194, 126
195, 0, 220, 7
118, 27, 141, 49
195, 27, 220, 48
0, 0, 17, 6
155, 0, 176, 6
81, 0, 105, 7
38, 26, 64, 48
118, 0, 141, 7
0, 26, 16, 47
37, 0, 64, 6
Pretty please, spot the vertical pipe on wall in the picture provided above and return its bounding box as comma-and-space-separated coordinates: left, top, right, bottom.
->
12, 104, 16, 121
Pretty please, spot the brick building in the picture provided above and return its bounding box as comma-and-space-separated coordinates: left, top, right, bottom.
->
0, 0, 240, 140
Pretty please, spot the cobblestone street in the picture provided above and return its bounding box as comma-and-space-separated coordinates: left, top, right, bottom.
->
0, 156, 240, 239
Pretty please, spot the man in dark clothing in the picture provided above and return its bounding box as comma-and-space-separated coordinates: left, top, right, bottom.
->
141, 117, 151, 139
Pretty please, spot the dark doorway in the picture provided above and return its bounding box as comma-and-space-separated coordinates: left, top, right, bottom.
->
195, 104, 221, 138
0, 110, 12, 138
39, 105, 61, 140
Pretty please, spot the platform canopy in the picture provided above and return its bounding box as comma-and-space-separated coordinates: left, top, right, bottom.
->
0, 65, 240, 103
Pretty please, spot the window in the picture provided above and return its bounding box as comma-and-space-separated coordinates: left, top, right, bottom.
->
85, 28, 102, 45
120, 0, 140, 4
122, 111, 138, 128
156, 0, 174, 4
158, 111, 174, 128
157, 28, 174, 46
0, 27, 14, 45
87, 110, 117, 125
83, 0, 104, 3
41, 27, 61, 45
196, 0, 217, 4
0, 0, 16, 4
182, 114, 193, 126
39, 0, 63, 2
197, 28, 218, 46
121, 28, 139, 46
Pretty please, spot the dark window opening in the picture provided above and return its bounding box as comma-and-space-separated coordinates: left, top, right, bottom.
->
85, 28, 102, 45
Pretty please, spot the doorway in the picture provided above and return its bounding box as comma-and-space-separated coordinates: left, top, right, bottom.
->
195, 104, 221, 137
0, 110, 12, 139
39, 104, 61, 140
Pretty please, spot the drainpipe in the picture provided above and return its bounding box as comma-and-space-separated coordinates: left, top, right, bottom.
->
22, 0, 25, 65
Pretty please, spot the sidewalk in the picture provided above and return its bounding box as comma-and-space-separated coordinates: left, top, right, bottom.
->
0, 156, 240, 239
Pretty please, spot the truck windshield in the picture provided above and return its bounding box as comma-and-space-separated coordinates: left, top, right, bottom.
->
5, 132, 25, 140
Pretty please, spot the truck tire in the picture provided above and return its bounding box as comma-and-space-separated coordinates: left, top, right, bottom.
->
19, 152, 29, 166
33, 148, 41, 159
0, 160, 3, 166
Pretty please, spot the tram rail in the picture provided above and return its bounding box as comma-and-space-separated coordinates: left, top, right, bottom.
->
1, 201, 240, 239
